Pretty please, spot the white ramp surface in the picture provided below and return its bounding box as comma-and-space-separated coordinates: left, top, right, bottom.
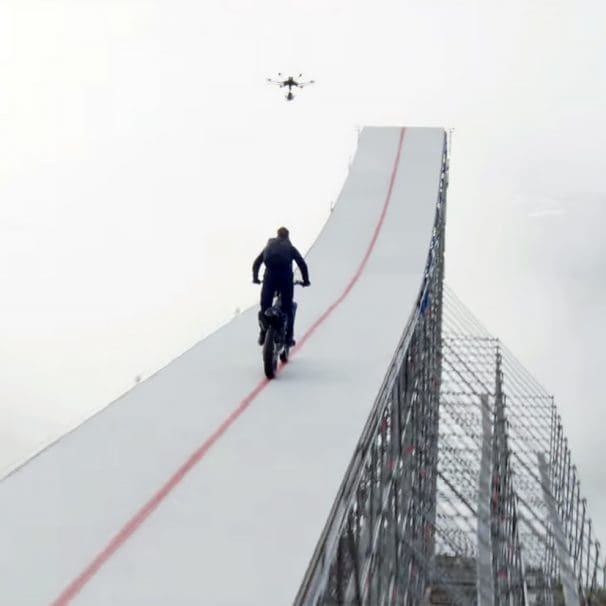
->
1, 127, 446, 605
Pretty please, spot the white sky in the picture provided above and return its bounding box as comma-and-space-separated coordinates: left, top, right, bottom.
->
2, 0, 605, 542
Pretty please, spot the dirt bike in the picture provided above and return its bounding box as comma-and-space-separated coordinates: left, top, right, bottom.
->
260, 281, 304, 379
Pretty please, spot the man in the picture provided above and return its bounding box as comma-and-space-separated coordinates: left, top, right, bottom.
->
252, 226, 310, 346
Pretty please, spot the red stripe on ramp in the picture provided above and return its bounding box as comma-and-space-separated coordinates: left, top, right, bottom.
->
51, 127, 406, 605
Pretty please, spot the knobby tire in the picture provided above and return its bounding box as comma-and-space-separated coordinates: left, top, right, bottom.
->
263, 327, 278, 379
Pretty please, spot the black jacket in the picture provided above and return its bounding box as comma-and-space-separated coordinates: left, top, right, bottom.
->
252, 237, 309, 283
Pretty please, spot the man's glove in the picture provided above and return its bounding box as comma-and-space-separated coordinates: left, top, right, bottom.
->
302, 280, 311, 287
253, 277, 261, 284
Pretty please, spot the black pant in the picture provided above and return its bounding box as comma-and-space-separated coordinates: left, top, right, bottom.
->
260, 271, 294, 340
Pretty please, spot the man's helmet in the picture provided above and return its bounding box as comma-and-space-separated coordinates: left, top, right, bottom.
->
277, 226, 289, 239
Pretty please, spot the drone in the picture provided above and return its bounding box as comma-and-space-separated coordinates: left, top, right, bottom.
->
267, 73, 315, 101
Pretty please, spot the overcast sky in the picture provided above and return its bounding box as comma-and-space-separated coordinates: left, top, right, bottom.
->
1, 0, 605, 544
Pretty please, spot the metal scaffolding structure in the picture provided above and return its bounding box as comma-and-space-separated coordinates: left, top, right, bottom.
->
439, 287, 605, 605
294, 137, 604, 604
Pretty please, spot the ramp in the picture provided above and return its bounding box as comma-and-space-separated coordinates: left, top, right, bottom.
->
0, 127, 446, 605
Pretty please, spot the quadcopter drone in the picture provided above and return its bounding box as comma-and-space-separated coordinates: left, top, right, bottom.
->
267, 73, 315, 101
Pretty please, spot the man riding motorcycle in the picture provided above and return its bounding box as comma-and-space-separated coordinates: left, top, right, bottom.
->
252, 226, 310, 346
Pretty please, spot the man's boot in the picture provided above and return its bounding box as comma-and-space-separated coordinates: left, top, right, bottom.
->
258, 311, 267, 346
286, 302, 297, 347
